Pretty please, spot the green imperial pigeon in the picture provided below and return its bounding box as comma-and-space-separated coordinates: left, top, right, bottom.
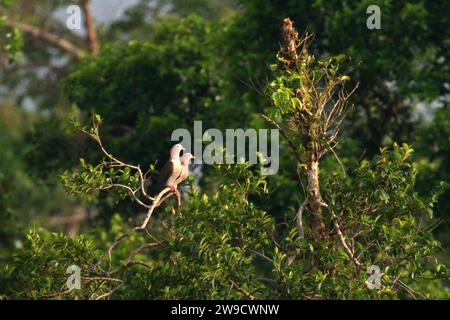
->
174, 153, 195, 188
153, 144, 185, 194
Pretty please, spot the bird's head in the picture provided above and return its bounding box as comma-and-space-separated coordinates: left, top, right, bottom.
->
170, 143, 185, 159
180, 153, 195, 165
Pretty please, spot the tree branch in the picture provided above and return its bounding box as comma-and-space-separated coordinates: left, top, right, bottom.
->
80, 0, 100, 56
3, 18, 86, 59
86, 118, 154, 201
99, 183, 151, 209
230, 280, 256, 300
91, 186, 174, 272
330, 210, 361, 267
109, 241, 166, 275
296, 202, 305, 238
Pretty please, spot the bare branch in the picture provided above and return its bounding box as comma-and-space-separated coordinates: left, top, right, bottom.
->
92, 187, 173, 272
295, 203, 305, 238
84, 276, 122, 283
3, 18, 86, 59
100, 183, 151, 209
330, 210, 361, 267
86, 119, 154, 201
249, 249, 274, 263
94, 282, 124, 300
230, 280, 256, 300
38, 288, 76, 299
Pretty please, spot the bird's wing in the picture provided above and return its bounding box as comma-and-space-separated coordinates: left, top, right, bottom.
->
175, 164, 190, 187
174, 165, 186, 187
154, 160, 175, 192
170, 160, 183, 185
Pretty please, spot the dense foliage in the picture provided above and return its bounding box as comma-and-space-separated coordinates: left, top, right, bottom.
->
4, 143, 448, 299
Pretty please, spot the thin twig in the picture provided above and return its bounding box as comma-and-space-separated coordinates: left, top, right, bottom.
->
100, 184, 151, 208
108, 241, 167, 275
87, 119, 154, 201
230, 280, 256, 300
94, 282, 124, 300
330, 210, 361, 267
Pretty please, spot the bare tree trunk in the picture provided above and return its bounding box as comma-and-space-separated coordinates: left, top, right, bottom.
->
305, 159, 327, 238
81, 0, 100, 56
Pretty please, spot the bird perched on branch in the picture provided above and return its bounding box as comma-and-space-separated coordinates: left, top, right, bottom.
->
152, 143, 185, 195
174, 153, 195, 189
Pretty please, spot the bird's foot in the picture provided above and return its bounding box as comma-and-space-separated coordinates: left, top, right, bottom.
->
169, 186, 177, 193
